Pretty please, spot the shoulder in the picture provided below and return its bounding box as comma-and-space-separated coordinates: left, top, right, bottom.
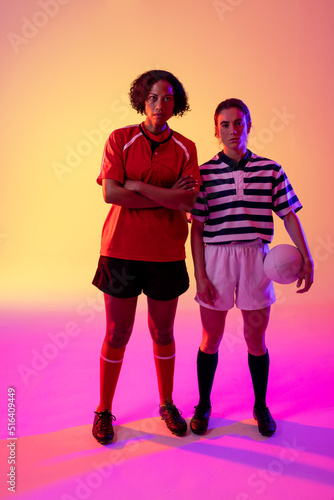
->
171, 130, 197, 161
108, 125, 141, 142
172, 130, 196, 149
247, 151, 282, 172
199, 152, 224, 170
105, 124, 143, 151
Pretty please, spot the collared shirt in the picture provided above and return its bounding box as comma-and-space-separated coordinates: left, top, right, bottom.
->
220, 150, 250, 171
97, 123, 199, 261
191, 149, 302, 244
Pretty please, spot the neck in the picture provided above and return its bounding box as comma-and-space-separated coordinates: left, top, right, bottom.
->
223, 146, 247, 163
143, 119, 167, 135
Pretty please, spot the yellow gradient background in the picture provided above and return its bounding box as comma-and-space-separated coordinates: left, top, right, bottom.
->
1, 0, 333, 310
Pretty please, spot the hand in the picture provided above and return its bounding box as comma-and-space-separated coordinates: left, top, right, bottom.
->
171, 175, 198, 191
196, 277, 217, 306
296, 258, 314, 293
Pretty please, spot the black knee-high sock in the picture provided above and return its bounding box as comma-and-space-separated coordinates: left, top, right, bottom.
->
197, 349, 218, 407
248, 350, 269, 408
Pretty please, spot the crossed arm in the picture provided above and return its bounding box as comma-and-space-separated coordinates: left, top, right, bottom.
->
102, 176, 198, 211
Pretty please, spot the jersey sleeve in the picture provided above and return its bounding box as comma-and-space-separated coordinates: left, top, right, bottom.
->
190, 182, 209, 222
272, 165, 302, 218
97, 131, 125, 186
180, 141, 200, 184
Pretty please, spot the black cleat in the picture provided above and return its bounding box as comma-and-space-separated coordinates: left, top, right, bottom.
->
253, 405, 276, 437
190, 404, 212, 435
159, 401, 187, 436
92, 410, 116, 444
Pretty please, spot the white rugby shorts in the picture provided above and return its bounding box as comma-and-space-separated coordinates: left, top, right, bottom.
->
195, 239, 276, 311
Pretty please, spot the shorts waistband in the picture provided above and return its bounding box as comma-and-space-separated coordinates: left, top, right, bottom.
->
207, 238, 267, 247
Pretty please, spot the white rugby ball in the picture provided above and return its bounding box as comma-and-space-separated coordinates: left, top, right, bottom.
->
264, 244, 303, 284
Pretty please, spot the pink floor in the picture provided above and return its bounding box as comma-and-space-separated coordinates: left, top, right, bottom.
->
1, 294, 333, 500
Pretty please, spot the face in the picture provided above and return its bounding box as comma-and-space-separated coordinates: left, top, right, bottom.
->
144, 79, 175, 133
215, 107, 251, 155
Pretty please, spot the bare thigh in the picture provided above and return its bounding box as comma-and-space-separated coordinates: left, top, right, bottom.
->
104, 293, 138, 347
147, 297, 178, 345
241, 306, 271, 356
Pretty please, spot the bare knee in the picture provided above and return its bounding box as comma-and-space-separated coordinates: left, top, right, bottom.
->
242, 308, 269, 355
200, 334, 222, 354
103, 294, 138, 348
104, 328, 132, 349
246, 341, 267, 356
243, 327, 267, 356
149, 325, 174, 346
199, 307, 227, 354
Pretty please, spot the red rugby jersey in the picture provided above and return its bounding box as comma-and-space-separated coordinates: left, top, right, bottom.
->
97, 122, 199, 262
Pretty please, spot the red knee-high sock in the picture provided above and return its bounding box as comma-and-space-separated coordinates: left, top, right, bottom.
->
153, 340, 176, 405
98, 341, 125, 412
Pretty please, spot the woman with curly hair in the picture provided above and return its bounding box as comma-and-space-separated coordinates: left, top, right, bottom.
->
92, 70, 199, 444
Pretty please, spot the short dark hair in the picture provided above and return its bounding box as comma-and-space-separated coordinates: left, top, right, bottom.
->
214, 98, 252, 136
129, 70, 190, 116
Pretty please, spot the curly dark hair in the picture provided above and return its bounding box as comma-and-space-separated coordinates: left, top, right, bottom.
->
214, 98, 252, 137
129, 70, 190, 116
